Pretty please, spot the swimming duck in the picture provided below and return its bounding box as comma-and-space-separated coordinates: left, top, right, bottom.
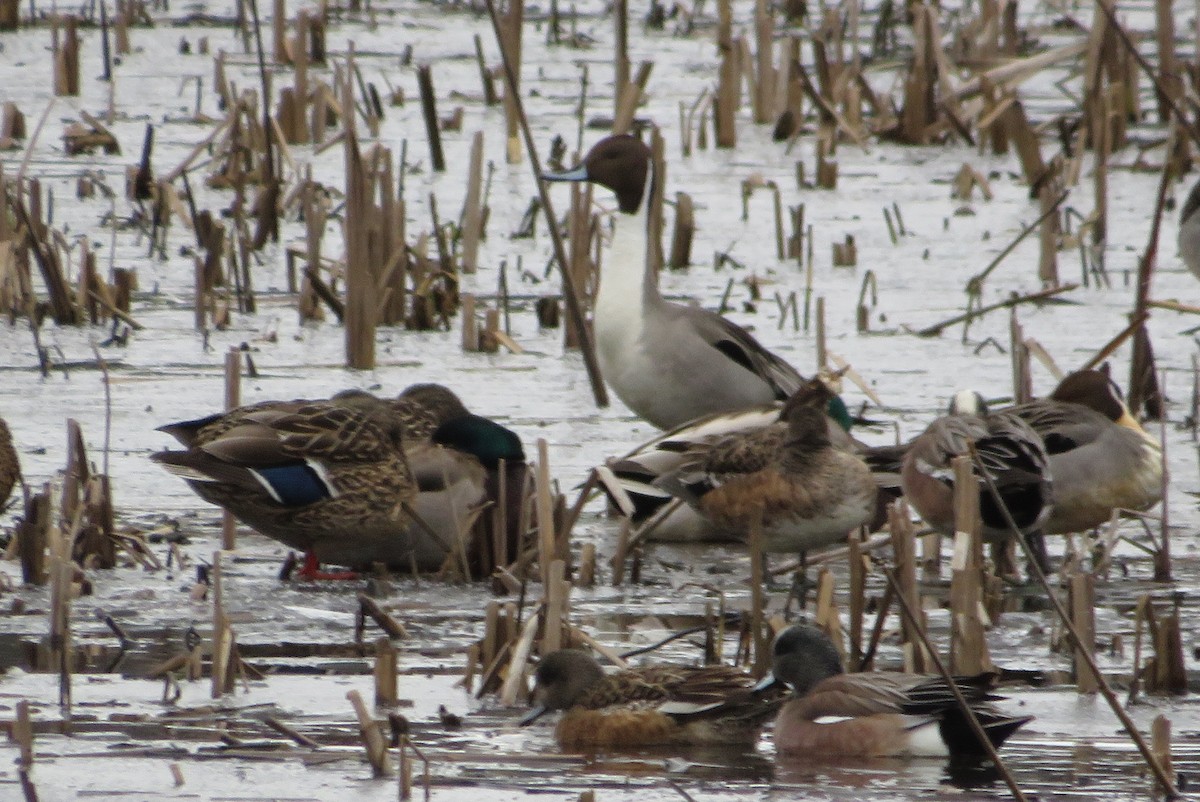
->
543, 134, 811, 430
0, 417, 19, 511
900, 390, 1053, 544
153, 385, 527, 578
760, 624, 1032, 759
1177, 177, 1200, 280
519, 648, 784, 750
1006, 369, 1162, 534
652, 377, 877, 555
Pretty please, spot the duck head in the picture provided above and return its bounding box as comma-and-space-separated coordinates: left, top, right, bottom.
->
1050, 368, 1142, 430
519, 649, 605, 725
542, 134, 651, 214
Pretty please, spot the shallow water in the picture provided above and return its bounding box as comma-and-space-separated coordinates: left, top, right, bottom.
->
1, 0, 1200, 799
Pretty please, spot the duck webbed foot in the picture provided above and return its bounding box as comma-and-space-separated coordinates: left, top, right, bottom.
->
292, 551, 361, 581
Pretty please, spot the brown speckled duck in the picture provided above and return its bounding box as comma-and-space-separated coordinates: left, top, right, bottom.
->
519, 649, 785, 750
152, 384, 526, 579
652, 377, 877, 557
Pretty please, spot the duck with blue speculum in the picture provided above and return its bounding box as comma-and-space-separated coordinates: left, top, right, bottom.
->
649, 376, 878, 558
152, 384, 526, 580
542, 134, 816, 431
758, 624, 1032, 760
519, 648, 787, 750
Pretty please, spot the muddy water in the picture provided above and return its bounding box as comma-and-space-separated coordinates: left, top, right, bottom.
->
1, 0, 1199, 799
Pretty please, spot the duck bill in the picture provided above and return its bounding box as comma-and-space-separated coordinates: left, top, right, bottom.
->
541, 165, 589, 183
752, 672, 782, 694
518, 704, 549, 726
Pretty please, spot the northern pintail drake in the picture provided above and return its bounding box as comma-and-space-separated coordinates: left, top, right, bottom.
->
0, 417, 19, 511
608, 391, 860, 543
651, 377, 876, 555
1006, 369, 1162, 534
1177, 177, 1200, 280
761, 624, 1032, 759
543, 134, 810, 430
519, 648, 785, 750
900, 390, 1053, 544
152, 385, 527, 578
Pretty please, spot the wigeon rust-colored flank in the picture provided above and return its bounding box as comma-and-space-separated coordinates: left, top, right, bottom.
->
652, 377, 876, 556
519, 649, 785, 751
761, 625, 1031, 760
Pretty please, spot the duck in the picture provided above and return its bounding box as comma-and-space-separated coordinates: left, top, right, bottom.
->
0, 417, 19, 511
607, 389, 860, 543
1177, 177, 1200, 280
543, 134, 812, 430
651, 377, 877, 555
518, 648, 785, 750
760, 624, 1032, 759
152, 384, 527, 579
386, 383, 529, 573
1006, 368, 1162, 535
900, 390, 1053, 545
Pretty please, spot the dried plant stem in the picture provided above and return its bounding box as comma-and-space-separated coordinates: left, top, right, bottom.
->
972, 450, 1179, 798
483, 0, 607, 408
883, 567, 1027, 802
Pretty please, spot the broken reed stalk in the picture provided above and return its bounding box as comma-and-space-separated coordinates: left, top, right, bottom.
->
883, 567, 1028, 802
222, 348, 241, 550
972, 453, 1179, 797
534, 439, 557, 585
1095, 1, 1200, 153
886, 499, 927, 673
966, 191, 1068, 295
748, 511, 767, 676
460, 131, 484, 273
1069, 570, 1099, 693
948, 456, 990, 675
346, 690, 390, 776
916, 284, 1077, 338
1080, 310, 1148, 371
374, 637, 398, 705
1127, 158, 1173, 418
416, 65, 445, 172
483, 0, 607, 408
342, 64, 376, 369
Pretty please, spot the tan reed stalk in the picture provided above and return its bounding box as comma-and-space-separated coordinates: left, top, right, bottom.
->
948, 456, 990, 674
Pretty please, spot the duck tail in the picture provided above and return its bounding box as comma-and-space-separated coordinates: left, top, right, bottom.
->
939, 709, 1033, 758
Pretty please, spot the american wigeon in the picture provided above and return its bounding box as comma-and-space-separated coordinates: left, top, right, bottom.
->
519, 648, 785, 750
651, 377, 877, 555
607, 391, 859, 543
152, 385, 526, 578
543, 135, 815, 430
762, 625, 1032, 759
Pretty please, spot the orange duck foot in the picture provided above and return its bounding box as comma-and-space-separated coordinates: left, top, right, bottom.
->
294, 551, 360, 581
